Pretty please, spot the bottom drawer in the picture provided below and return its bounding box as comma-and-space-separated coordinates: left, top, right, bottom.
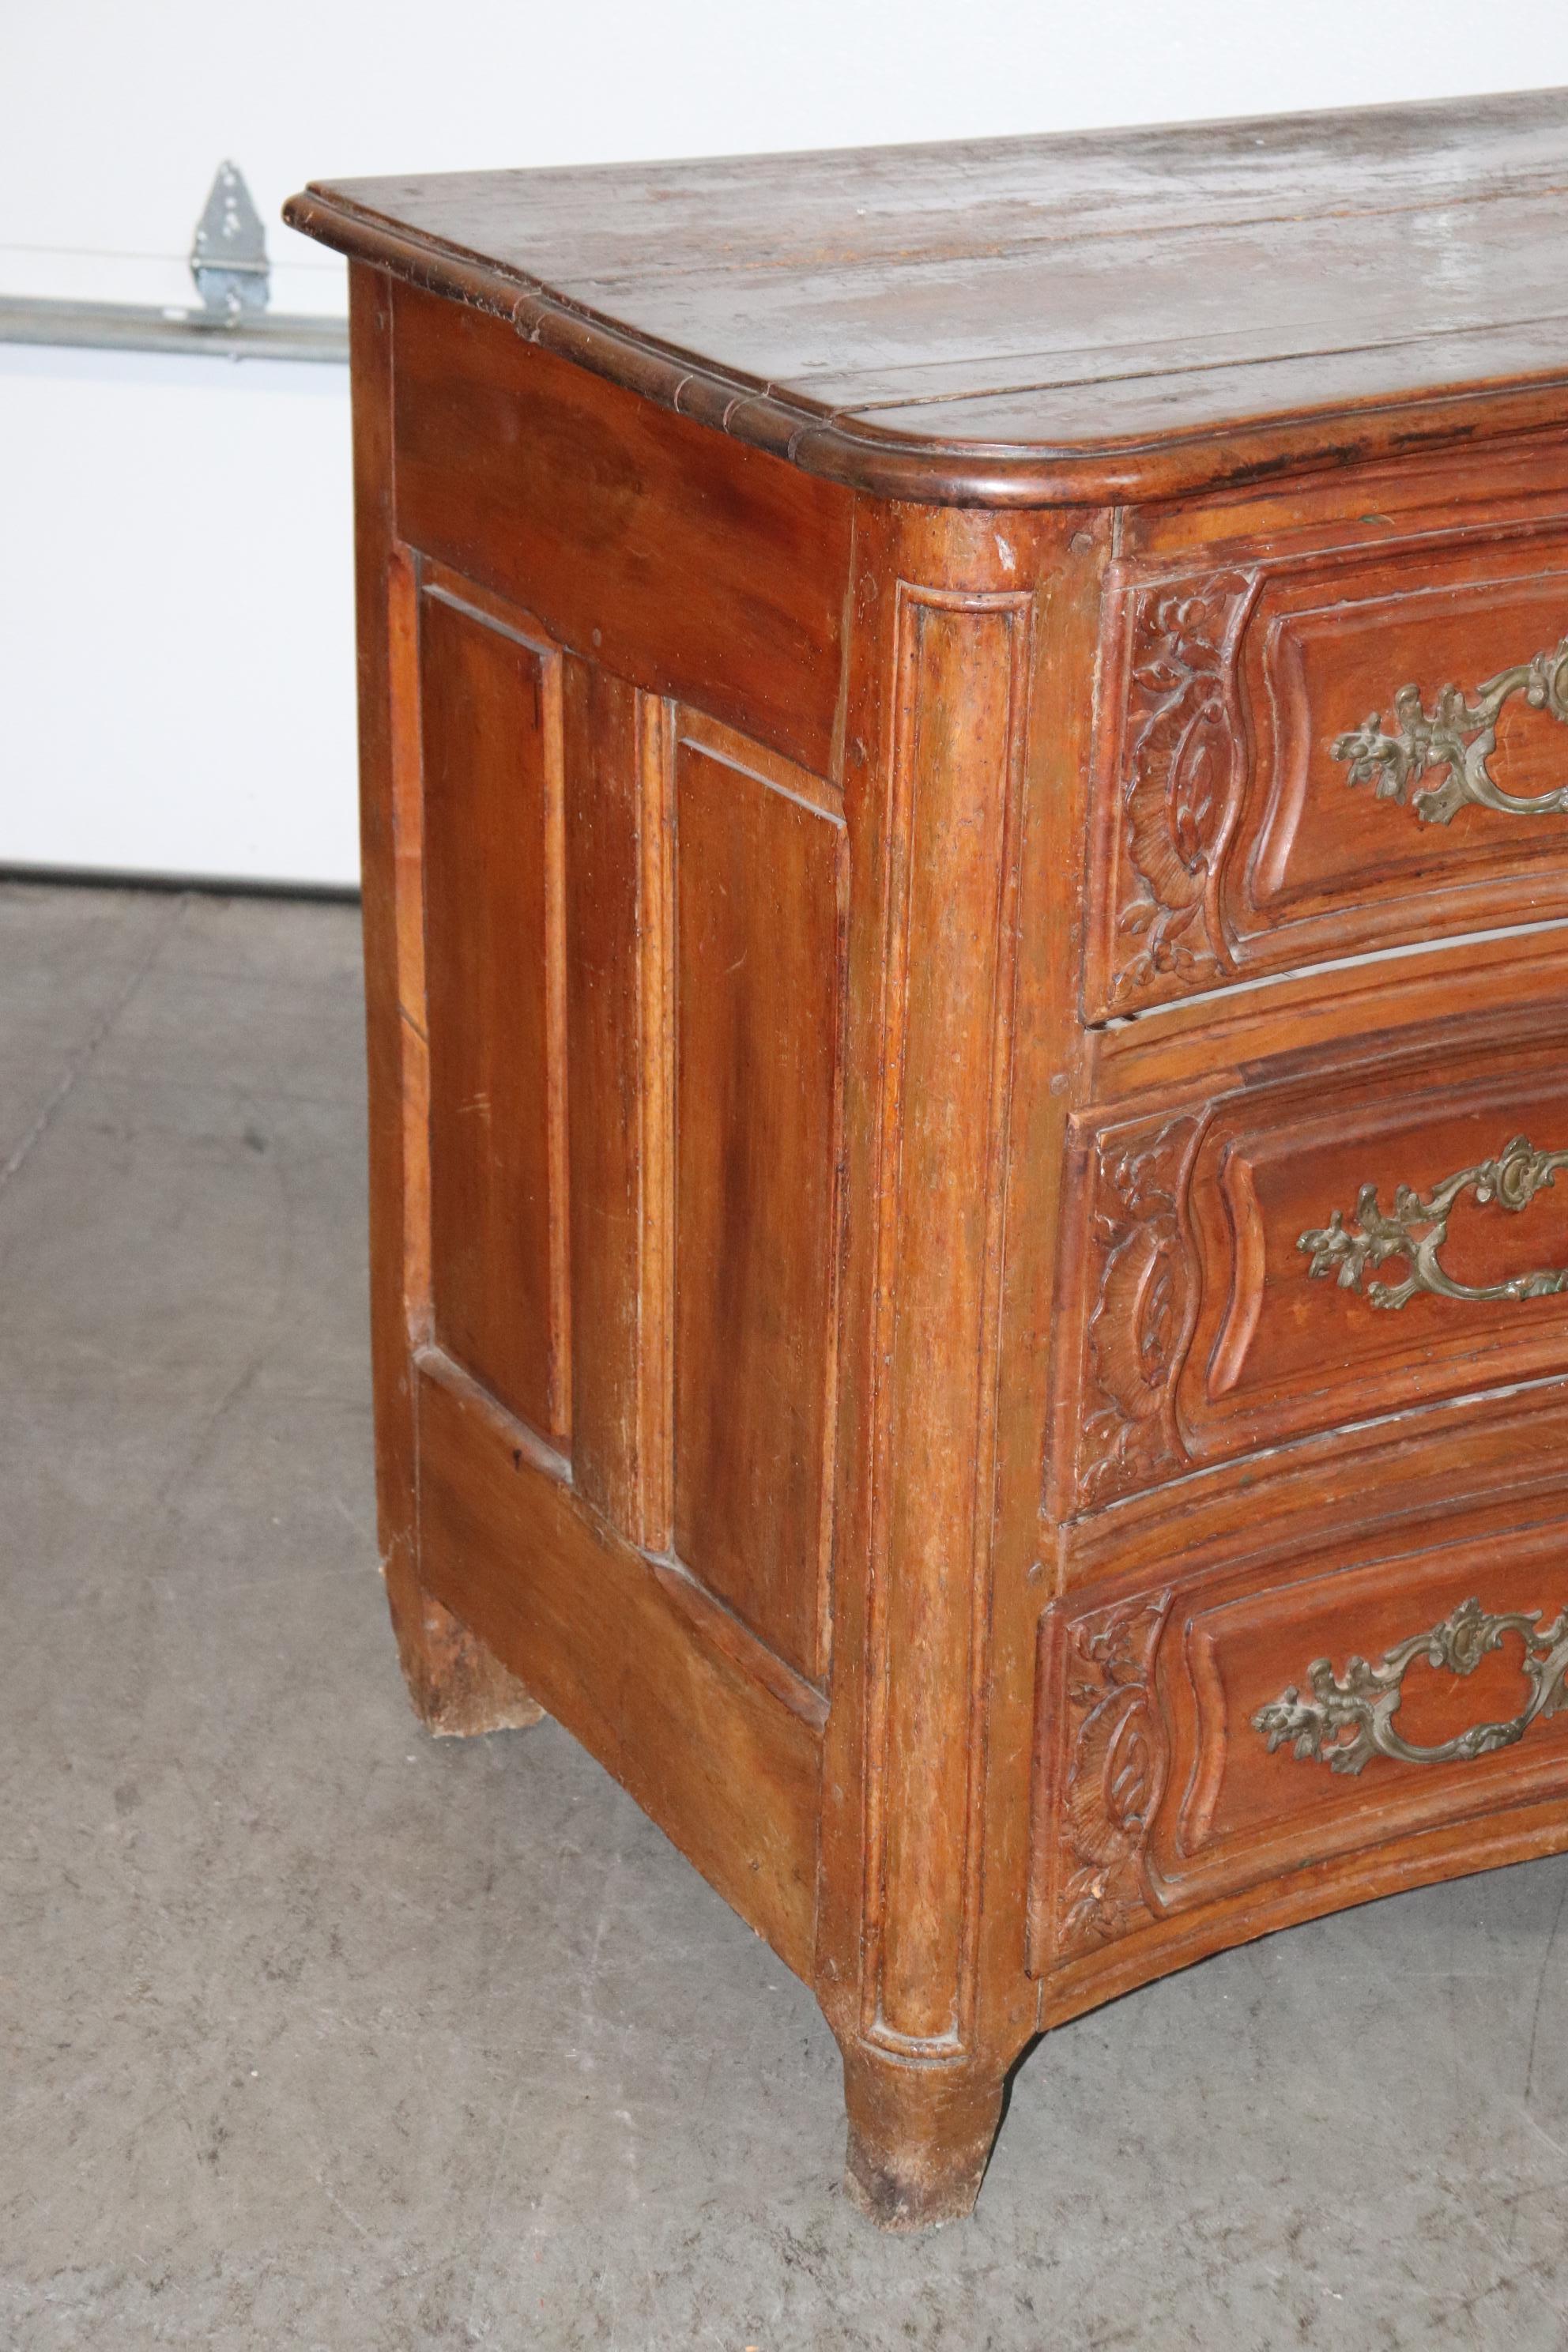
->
1033, 1498, 1568, 1969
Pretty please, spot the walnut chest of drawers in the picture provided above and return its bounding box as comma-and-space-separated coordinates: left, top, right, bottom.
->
288, 89, 1568, 2228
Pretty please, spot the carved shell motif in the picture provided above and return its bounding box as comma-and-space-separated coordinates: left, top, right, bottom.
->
1110, 571, 1257, 1007
1077, 1114, 1203, 1508
1057, 1593, 1173, 1957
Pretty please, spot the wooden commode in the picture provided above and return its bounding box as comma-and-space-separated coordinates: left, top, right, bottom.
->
287, 89, 1568, 2227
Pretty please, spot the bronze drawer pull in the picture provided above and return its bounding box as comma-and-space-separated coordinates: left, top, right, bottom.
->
1253, 1597, 1568, 1774
1298, 1133, 1568, 1310
1332, 634, 1568, 824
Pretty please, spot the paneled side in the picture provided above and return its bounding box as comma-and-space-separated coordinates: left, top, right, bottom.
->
420, 578, 570, 1445
672, 714, 846, 1684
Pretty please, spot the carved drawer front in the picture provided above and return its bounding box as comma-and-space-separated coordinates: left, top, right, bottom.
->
1031, 1506, 1568, 1969
1065, 1023, 1568, 1513
1088, 531, 1568, 1016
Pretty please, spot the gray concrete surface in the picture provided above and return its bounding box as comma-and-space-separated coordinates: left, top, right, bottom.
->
2, 877, 1566, 2351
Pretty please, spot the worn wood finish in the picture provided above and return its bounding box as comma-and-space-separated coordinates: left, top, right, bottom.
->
291, 92, 1568, 507
671, 717, 846, 1684
420, 577, 570, 1444
345, 270, 546, 1739
417, 1344, 822, 1969
389, 283, 852, 774
299, 95, 1568, 2232
1089, 517, 1568, 1015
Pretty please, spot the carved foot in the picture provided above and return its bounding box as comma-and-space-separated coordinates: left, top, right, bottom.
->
840, 2044, 1008, 2231
384, 1552, 545, 1737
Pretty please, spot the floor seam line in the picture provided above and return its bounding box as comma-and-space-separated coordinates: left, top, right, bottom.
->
0, 892, 190, 1197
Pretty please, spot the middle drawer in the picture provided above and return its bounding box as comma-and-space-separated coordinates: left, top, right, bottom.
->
1057, 1010, 1568, 1515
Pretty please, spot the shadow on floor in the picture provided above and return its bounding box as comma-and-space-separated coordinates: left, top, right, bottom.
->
2, 880, 1566, 2350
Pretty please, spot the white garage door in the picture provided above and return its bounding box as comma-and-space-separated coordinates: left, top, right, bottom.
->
2, 1, 1560, 886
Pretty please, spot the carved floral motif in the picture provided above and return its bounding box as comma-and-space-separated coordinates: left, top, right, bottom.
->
1109, 572, 1257, 1004
1057, 1593, 1173, 1956
1076, 1114, 1202, 1508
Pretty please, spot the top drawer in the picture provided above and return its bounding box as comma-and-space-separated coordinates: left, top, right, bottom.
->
1087, 523, 1568, 1018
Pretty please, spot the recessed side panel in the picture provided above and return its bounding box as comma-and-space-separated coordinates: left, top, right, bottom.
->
672, 718, 846, 1686
560, 662, 673, 1547
420, 579, 569, 1444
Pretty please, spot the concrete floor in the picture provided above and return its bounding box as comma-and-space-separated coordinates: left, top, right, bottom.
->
3, 877, 1568, 2351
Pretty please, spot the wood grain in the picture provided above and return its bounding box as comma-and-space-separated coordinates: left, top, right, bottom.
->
415, 1346, 820, 1974
420, 577, 570, 1444
291, 92, 1568, 504
671, 721, 846, 1685
306, 108, 1568, 2227
389, 282, 853, 772
560, 654, 659, 1539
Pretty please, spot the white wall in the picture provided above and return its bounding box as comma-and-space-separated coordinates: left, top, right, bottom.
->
0, 344, 357, 885
6, 1, 1568, 884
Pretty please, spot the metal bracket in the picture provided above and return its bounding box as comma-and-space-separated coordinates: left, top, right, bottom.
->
190, 162, 270, 318
0, 161, 346, 362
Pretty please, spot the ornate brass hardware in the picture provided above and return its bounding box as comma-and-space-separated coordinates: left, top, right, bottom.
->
1298, 1133, 1568, 1310
1253, 1597, 1568, 1774
1332, 634, 1568, 824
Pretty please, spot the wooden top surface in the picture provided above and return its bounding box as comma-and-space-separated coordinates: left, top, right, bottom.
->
286, 89, 1568, 505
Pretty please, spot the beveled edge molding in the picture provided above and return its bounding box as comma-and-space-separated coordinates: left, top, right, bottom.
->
1049, 1591, 1174, 1962
387, 543, 434, 1355
1076, 1111, 1205, 1509
636, 690, 677, 1552
1334, 634, 1568, 824
1103, 569, 1258, 1009
1299, 1133, 1568, 1310
1254, 1595, 1568, 1774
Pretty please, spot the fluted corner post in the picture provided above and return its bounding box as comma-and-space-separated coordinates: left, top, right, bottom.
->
815, 500, 1106, 2224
